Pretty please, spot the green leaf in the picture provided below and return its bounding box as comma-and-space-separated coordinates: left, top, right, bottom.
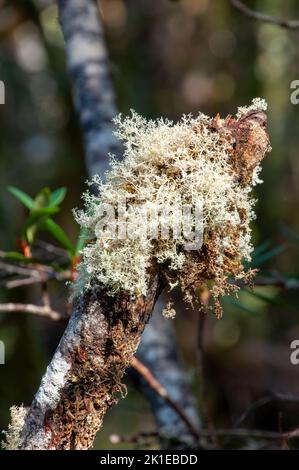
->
250, 244, 286, 268
2, 251, 62, 268
3, 251, 42, 264
49, 187, 67, 207
23, 207, 60, 231
33, 187, 51, 209
285, 277, 299, 289
23, 207, 60, 244
280, 225, 299, 245
8, 186, 34, 210
26, 225, 39, 244
2, 251, 31, 263
43, 219, 74, 255
245, 288, 288, 307
223, 296, 258, 314
251, 240, 272, 259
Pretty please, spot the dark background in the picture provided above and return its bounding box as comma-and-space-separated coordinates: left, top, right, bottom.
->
0, 0, 299, 449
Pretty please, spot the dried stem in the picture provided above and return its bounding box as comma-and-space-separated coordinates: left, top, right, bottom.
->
230, 0, 299, 30
111, 426, 299, 447
235, 393, 299, 427
131, 357, 199, 440
0, 303, 65, 322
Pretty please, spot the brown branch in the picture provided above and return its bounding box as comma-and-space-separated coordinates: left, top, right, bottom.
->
110, 430, 160, 446
209, 427, 299, 441
131, 357, 200, 441
1, 272, 71, 289
0, 260, 39, 277
252, 274, 299, 289
0, 259, 71, 289
2, 0, 200, 449
230, 0, 299, 30
110, 426, 299, 446
18, 271, 163, 449
232, 273, 299, 290
0, 303, 66, 322
12, 0, 271, 450
235, 393, 299, 427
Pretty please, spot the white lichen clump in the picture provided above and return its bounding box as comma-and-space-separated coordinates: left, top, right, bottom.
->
74, 99, 267, 311
236, 97, 267, 119
2, 405, 27, 450
162, 301, 177, 320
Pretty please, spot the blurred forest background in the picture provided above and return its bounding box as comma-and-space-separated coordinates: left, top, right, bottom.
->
1, 0, 299, 449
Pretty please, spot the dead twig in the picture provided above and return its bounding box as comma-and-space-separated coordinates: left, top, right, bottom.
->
110, 426, 299, 447
235, 393, 299, 427
0, 258, 71, 289
0, 303, 67, 322
131, 356, 200, 440
110, 430, 160, 446
230, 0, 299, 30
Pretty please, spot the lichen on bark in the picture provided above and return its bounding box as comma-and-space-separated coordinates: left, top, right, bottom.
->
7, 100, 271, 450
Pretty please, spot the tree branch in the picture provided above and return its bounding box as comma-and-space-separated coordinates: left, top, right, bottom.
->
19, 272, 162, 449
111, 426, 299, 446
0, 303, 65, 322
16, 0, 200, 449
59, 0, 122, 177
135, 303, 201, 445
229, 0, 299, 30
235, 393, 299, 428
131, 356, 199, 441
60, 0, 200, 447
0, 259, 71, 289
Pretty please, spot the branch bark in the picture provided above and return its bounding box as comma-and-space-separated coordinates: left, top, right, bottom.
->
19, 272, 162, 449
0, 303, 65, 322
59, 0, 121, 177
16, 0, 200, 449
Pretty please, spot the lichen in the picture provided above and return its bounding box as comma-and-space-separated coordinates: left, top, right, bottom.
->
73, 98, 270, 316
236, 97, 268, 119
162, 301, 177, 319
2, 405, 28, 450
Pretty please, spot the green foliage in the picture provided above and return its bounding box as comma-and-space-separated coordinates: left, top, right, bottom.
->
7, 185, 76, 260
248, 240, 286, 269
7, 186, 34, 210
43, 219, 74, 254
49, 187, 67, 207
224, 237, 299, 315
280, 225, 299, 245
